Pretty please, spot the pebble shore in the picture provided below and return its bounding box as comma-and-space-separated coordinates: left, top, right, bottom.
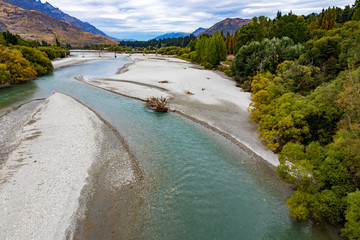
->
0, 93, 135, 239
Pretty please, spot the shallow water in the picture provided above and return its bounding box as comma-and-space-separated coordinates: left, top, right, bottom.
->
0, 54, 339, 239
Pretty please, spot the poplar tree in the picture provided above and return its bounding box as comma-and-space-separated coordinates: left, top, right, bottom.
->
353, 0, 360, 20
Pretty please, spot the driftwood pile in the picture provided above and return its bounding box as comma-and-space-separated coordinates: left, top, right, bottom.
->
145, 96, 169, 112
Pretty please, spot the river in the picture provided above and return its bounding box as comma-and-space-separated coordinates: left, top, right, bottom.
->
0, 53, 339, 239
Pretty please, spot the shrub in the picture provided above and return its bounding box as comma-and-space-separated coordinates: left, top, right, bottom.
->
15, 46, 53, 75
0, 45, 36, 84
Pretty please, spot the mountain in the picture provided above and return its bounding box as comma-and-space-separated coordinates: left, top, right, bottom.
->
192, 27, 206, 36
201, 18, 252, 36
3, 0, 117, 40
154, 28, 206, 40
0, 1, 118, 46
155, 32, 189, 40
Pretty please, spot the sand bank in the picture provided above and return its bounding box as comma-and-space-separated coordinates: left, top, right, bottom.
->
0, 93, 135, 239
82, 54, 279, 166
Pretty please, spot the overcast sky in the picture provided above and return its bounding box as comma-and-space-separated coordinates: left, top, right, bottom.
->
42, 0, 355, 40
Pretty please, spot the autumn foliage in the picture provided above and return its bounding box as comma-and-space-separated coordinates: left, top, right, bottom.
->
0, 31, 69, 86
225, 2, 360, 238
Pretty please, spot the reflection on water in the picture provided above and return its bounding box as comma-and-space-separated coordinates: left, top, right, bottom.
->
0, 81, 39, 109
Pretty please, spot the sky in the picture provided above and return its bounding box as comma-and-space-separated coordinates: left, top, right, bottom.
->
42, 0, 356, 40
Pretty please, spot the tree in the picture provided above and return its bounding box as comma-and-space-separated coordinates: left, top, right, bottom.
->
299, 35, 341, 77
342, 190, 360, 239
225, 31, 231, 54
194, 31, 227, 68
0, 45, 36, 84
338, 5, 352, 23
55, 38, 61, 47
232, 37, 303, 82
272, 14, 307, 43
3, 31, 18, 45
211, 30, 227, 65
15, 46, 53, 75
234, 16, 273, 53
276, 60, 323, 95
353, 0, 360, 20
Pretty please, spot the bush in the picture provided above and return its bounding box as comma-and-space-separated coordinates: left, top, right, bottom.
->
145, 96, 169, 112
202, 62, 214, 69
180, 53, 189, 60
38, 46, 69, 60
189, 51, 198, 62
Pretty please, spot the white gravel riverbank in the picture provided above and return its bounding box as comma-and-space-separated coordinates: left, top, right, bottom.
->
52, 54, 114, 70
82, 54, 279, 166
0, 93, 135, 239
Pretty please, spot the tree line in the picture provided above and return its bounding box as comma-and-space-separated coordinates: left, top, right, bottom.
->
226, 1, 360, 239
119, 35, 196, 49
0, 31, 69, 86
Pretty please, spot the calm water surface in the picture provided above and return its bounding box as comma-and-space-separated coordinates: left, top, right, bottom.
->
0, 54, 339, 239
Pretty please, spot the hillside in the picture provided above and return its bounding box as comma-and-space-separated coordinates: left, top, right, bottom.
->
201, 18, 252, 36
3, 0, 117, 40
0, 1, 118, 46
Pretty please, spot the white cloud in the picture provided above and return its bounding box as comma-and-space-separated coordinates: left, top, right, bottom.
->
42, 0, 355, 40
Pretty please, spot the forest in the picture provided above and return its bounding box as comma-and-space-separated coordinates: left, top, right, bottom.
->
0, 31, 69, 86
119, 35, 196, 49
146, 1, 359, 238
227, 2, 360, 239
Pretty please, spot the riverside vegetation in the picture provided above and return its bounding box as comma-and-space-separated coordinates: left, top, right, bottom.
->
232, 3, 360, 239
109, 1, 360, 238
0, 31, 69, 86
2, 0, 360, 238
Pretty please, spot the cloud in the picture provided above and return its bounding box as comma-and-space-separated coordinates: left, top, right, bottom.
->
43, 0, 355, 40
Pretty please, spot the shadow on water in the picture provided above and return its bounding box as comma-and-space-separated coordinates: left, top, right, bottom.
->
0, 81, 39, 109
0, 54, 340, 239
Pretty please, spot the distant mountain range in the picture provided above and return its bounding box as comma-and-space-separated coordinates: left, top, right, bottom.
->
0, 0, 254, 44
154, 28, 206, 40
0, 0, 118, 46
155, 32, 189, 40
3, 0, 118, 40
154, 18, 252, 40
201, 18, 252, 36
192, 27, 206, 36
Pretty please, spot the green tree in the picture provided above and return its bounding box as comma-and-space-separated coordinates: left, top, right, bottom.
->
276, 60, 323, 95
15, 46, 53, 75
353, 0, 360, 20
194, 31, 227, 68
272, 14, 307, 43
342, 190, 360, 239
3, 31, 18, 45
232, 37, 303, 82
234, 16, 273, 53
55, 38, 61, 47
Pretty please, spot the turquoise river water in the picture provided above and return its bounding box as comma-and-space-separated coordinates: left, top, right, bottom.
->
0, 54, 339, 239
